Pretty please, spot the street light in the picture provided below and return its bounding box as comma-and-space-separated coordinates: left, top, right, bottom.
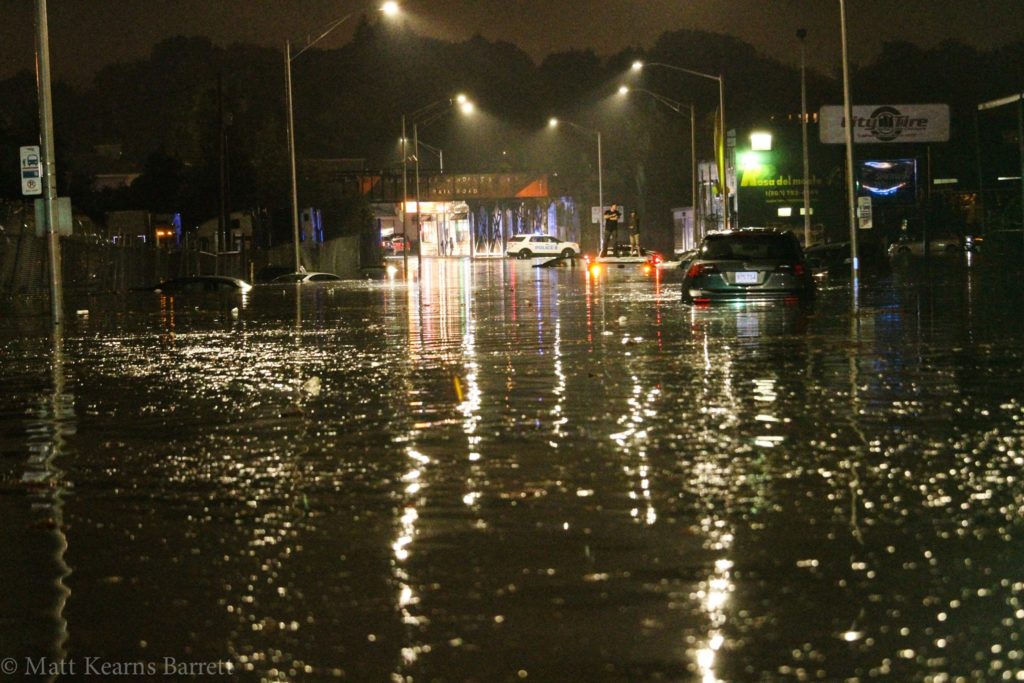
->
632, 59, 729, 230
617, 85, 700, 248
285, 2, 397, 274
548, 117, 603, 250
402, 94, 474, 269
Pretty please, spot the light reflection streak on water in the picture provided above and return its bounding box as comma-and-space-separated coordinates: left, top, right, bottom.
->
614, 369, 660, 526
752, 378, 782, 449
392, 263, 434, 674
22, 329, 74, 679
159, 294, 176, 346
551, 321, 567, 445
392, 258, 478, 676
459, 260, 484, 508
392, 447, 429, 673
585, 265, 594, 346
689, 318, 740, 682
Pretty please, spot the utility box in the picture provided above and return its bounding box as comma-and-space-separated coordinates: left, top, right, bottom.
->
34, 197, 73, 236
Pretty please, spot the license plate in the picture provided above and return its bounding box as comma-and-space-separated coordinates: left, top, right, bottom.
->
735, 271, 758, 284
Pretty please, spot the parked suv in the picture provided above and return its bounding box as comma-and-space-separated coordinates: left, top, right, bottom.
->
681, 229, 814, 304
506, 234, 580, 259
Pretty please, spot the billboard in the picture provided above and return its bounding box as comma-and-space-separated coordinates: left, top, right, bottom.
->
820, 104, 950, 143
858, 159, 917, 204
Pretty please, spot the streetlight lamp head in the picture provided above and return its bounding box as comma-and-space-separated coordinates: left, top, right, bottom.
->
618, 85, 629, 95
548, 117, 559, 127
460, 101, 475, 115
750, 131, 773, 151
631, 60, 644, 71
456, 93, 468, 104
382, 1, 399, 16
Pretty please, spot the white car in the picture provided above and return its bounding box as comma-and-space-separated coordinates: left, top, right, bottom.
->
506, 234, 580, 259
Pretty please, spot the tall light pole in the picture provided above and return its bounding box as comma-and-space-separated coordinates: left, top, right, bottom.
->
633, 60, 728, 230
549, 118, 603, 250
401, 114, 408, 272
415, 137, 446, 255
798, 28, 812, 247
404, 95, 474, 269
286, 2, 399, 274
618, 85, 699, 248
35, 0, 62, 325
839, 0, 859, 282
399, 120, 443, 270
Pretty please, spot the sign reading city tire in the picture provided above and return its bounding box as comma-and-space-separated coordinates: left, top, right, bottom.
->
20, 146, 42, 196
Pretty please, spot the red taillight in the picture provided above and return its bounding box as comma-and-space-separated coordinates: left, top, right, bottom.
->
686, 263, 718, 279
775, 263, 806, 276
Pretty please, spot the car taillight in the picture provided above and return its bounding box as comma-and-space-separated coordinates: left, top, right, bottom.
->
686, 263, 718, 279
775, 263, 806, 276
793, 263, 805, 276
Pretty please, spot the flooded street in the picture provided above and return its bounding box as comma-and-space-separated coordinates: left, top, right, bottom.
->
3, 257, 1024, 681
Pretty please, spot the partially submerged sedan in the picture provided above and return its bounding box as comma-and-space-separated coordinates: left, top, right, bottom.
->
270, 271, 343, 284
681, 229, 814, 304
149, 275, 252, 294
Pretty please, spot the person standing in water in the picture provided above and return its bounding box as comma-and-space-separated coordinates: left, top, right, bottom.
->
602, 203, 621, 256
628, 209, 641, 255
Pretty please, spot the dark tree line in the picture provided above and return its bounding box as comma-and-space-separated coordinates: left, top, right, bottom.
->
1, 16, 1022, 247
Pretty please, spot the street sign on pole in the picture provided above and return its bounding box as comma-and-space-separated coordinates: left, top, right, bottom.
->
20, 145, 42, 196
857, 196, 873, 230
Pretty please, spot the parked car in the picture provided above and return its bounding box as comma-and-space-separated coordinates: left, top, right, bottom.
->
270, 271, 343, 284
804, 240, 890, 276
147, 276, 252, 294
506, 234, 580, 259
887, 233, 962, 256
681, 228, 814, 304
382, 235, 408, 254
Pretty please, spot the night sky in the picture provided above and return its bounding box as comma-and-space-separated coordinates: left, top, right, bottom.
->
2, 0, 1023, 87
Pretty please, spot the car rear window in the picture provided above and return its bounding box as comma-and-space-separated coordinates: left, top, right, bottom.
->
509, 236, 526, 242
701, 233, 802, 261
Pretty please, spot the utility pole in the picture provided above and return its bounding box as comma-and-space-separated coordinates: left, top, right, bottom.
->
217, 74, 228, 274
798, 28, 812, 247
401, 115, 409, 272
36, 0, 62, 325
839, 0, 859, 282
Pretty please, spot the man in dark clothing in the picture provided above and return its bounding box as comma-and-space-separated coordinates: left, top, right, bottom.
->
602, 204, 621, 256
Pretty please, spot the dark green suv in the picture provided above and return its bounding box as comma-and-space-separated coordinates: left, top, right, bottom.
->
681, 229, 815, 304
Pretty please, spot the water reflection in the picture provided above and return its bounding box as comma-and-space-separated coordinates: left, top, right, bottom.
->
4, 261, 1024, 680
16, 328, 75, 679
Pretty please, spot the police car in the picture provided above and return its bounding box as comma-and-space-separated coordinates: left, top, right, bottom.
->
505, 234, 580, 259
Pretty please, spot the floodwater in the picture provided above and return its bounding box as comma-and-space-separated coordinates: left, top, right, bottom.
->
2, 255, 1024, 682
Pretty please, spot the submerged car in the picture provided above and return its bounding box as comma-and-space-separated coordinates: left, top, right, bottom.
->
681, 229, 814, 304
270, 271, 343, 284
506, 234, 580, 259
150, 275, 252, 294
887, 233, 962, 256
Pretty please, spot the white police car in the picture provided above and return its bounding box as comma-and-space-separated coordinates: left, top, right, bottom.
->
505, 234, 580, 259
